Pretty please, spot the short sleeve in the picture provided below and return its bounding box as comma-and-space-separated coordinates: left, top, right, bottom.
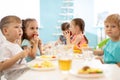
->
0, 46, 12, 62
0, 30, 6, 45
21, 39, 31, 47
114, 47, 120, 62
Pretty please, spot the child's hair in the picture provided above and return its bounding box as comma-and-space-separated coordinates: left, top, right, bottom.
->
61, 22, 70, 31
72, 18, 88, 44
104, 14, 120, 28
0, 15, 21, 31
22, 18, 37, 40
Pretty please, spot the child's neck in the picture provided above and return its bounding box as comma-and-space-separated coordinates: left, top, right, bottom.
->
6, 38, 16, 43
111, 37, 119, 42
75, 31, 82, 35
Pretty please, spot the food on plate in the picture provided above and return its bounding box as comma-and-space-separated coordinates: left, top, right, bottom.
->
81, 44, 88, 48
51, 55, 56, 58
32, 61, 54, 68
73, 49, 82, 53
78, 66, 103, 74
73, 45, 82, 54
40, 55, 56, 59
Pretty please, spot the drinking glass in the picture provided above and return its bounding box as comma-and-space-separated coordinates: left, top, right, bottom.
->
82, 47, 94, 61
58, 53, 72, 72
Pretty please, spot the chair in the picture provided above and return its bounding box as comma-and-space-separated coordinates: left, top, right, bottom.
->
97, 38, 110, 49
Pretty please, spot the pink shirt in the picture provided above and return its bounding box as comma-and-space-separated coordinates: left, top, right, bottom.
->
71, 34, 87, 48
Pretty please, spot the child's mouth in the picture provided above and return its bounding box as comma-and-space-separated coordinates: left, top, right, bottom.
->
32, 34, 38, 37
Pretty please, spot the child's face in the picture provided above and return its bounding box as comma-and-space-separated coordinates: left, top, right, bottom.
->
62, 29, 69, 36
25, 21, 38, 39
70, 21, 76, 34
70, 21, 82, 35
4, 23, 22, 42
104, 22, 120, 38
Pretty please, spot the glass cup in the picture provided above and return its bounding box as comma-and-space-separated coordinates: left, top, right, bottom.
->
58, 53, 72, 73
82, 47, 94, 61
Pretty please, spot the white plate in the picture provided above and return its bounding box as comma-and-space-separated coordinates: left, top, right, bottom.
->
70, 70, 104, 78
27, 61, 56, 71
36, 55, 57, 61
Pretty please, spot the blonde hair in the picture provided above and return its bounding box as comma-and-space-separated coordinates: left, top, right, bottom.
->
0, 15, 22, 31
104, 14, 120, 28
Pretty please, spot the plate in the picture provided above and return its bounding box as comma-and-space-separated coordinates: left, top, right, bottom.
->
36, 55, 57, 61
27, 61, 56, 71
70, 70, 104, 78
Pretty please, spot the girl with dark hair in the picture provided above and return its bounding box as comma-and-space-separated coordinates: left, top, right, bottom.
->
65, 18, 88, 49
21, 18, 43, 62
55, 22, 72, 45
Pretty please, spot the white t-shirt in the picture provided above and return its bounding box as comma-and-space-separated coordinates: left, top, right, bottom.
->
0, 40, 27, 79
0, 30, 6, 45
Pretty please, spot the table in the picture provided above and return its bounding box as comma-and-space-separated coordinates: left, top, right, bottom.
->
17, 57, 120, 80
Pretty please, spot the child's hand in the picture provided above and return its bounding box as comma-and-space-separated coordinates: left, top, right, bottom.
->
64, 30, 71, 38
38, 39, 42, 45
21, 48, 31, 58
30, 35, 39, 45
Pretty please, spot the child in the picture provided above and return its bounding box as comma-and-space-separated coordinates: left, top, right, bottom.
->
21, 18, 43, 62
55, 22, 71, 45
0, 15, 30, 80
94, 14, 120, 67
65, 18, 88, 49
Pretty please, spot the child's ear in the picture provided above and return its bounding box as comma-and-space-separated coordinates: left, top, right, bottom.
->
2, 28, 8, 35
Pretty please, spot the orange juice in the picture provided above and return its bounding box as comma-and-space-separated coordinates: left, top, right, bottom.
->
58, 59, 72, 71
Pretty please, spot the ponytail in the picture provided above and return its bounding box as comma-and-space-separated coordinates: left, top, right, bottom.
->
83, 35, 88, 44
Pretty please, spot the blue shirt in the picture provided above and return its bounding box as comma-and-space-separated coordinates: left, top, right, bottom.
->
59, 35, 66, 44
103, 40, 120, 64
21, 39, 40, 62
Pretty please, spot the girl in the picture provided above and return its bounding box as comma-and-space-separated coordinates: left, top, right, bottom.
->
0, 15, 30, 80
65, 18, 88, 49
94, 14, 120, 67
21, 18, 43, 62
55, 22, 71, 45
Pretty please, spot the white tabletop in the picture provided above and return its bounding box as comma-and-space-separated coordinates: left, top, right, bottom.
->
17, 57, 120, 80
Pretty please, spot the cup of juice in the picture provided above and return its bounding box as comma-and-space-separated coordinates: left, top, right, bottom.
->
58, 53, 72, 71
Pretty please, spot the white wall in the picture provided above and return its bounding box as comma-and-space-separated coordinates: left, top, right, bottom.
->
0, 0, 40, 27
94, 0, 120, 43
74, 0, 94, 34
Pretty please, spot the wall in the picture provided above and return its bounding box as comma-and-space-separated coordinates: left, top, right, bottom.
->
40, 0, 62, 44
74, 0, 97, 47
0, 0, 40, 26
40, 0, 97, 47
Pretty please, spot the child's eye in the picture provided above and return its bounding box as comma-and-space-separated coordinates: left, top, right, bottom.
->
14, 26, 19, 28
36, 27, 38, 30
111, 25, 116, 28
30, 27, 34, 30
105, 25, 109, 28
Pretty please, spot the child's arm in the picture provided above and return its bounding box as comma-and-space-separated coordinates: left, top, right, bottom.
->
117, 63, 120, 67
72, 34, 82, 45
93, 49, 104, 56
0, 49, 29, 71
29, 35, 41, 58
38, 39, 43, 55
